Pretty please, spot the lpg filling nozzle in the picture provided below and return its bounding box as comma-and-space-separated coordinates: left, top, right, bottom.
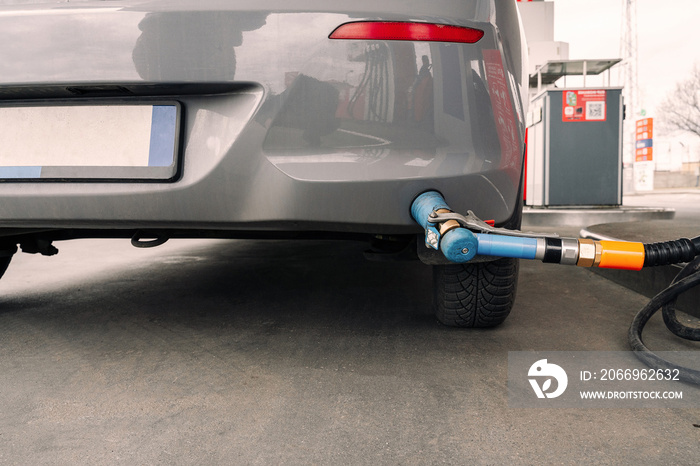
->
411, 191, 700, 271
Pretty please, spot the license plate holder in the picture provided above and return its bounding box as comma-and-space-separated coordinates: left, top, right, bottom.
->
0, 101, 180, 181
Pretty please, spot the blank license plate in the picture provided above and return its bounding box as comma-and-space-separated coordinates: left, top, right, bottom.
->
0, 102, 180, 181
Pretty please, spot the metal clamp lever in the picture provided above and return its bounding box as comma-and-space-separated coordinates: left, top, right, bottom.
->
427, 210, 558, 239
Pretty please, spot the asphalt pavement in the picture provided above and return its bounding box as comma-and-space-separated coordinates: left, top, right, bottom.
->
0, 194, 699, 464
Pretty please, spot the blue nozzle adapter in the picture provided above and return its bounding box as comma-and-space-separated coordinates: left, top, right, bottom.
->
411, 191, 478, 263
411, 191, 539, 264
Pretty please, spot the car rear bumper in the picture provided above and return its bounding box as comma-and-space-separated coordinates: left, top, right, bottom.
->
0, 1, 526, 235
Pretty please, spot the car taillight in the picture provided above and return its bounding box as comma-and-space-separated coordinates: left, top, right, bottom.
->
329, 21, 484, 43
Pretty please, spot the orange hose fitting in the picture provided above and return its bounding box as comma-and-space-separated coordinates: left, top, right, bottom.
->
598, 240, 645, 270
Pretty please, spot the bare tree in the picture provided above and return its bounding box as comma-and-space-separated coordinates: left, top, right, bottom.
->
657, 65, 700, 137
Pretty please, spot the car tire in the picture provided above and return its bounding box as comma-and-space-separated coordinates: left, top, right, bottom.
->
0, 254, 11, 281
433, 257, 519, 328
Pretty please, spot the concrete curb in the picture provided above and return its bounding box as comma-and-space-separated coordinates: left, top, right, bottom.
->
523, 206, 674, 227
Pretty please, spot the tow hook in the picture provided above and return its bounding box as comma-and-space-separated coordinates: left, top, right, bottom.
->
131, 230, 170, 248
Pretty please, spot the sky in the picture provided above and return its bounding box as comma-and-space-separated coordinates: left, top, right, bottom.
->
551, 0, 700, 118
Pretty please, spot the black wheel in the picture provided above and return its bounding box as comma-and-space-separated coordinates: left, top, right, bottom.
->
0, 254, 12, 281
433, 257, 519, 328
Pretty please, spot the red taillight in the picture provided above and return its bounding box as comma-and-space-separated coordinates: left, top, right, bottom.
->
329, 21, 484, 44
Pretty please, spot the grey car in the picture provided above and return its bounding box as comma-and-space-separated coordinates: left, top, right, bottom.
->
0, 0, 527, 327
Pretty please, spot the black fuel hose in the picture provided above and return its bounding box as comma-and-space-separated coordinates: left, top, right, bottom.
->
643, 236, 700, 267
628, 243, 700, 385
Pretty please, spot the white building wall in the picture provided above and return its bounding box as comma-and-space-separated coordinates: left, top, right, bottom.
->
517, 1, 570, 77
